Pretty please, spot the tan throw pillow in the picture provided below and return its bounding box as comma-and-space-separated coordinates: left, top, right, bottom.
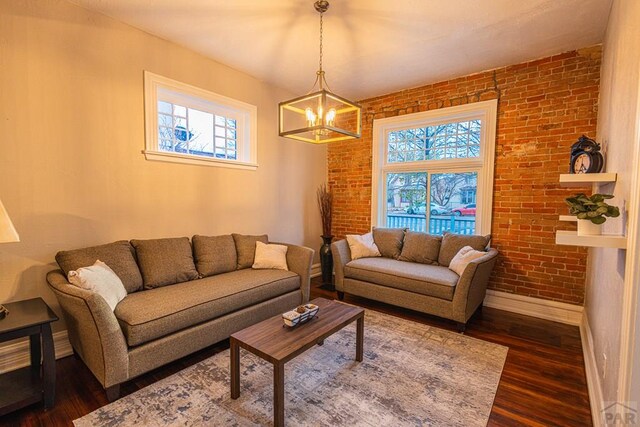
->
252, 241, 288, 270
346, 232, 382, 260
68, 260, 127, 311
438, 232, 491, 267
130, 237, 199, 289
372, 227, 405, 259
192, 235, 237, 277
398, 231, 442, 265
449, 246, 487, 276
232, 233, 269, 269
56, 240, 143, 293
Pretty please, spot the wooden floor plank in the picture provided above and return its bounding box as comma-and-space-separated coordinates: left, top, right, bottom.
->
0, 277, 592, 426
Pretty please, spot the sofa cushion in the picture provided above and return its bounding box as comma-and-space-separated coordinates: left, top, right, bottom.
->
449, 246, 487, 276
344, 257, 458, 300
346, 232, 381, 260
114, 268, 300, 346
398, 231, 442, 265
252, 242, 289, 270
232, 234, 269, 269
372, 227, 405, 259
131, 237, 199, 289
192, 235, 237, 277
438, 232, 491, 267
67, 260, 127, 311
56, 240, 143, 293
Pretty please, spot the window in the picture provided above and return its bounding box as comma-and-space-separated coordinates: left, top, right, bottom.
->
144, 71, 257, 170
372, 100, 497, 235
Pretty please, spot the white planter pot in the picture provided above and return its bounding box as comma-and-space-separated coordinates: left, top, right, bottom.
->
577, 219, 602, 236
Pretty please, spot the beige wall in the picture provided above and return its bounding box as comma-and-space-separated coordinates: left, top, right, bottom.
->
0, 0, 326, 331
586, 0, 640, 406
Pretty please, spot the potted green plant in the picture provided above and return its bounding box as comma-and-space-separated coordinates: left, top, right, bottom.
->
565, 193, 620, 236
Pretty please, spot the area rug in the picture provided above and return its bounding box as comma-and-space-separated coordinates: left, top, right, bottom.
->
75, 309, 508, 427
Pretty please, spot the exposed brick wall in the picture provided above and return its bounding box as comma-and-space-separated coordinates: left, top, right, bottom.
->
328, 46, 602, 305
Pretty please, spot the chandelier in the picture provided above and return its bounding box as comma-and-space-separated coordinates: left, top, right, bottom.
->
278, 0, 362, 144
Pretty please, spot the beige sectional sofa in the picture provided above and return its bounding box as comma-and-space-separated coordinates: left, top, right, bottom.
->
332, 229, 498, 331
47, 234, 313, 400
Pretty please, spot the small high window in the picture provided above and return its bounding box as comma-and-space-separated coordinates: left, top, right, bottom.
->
143, 72, 257, 170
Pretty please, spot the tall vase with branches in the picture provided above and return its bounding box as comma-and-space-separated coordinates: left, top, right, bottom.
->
317, 184, 334, 289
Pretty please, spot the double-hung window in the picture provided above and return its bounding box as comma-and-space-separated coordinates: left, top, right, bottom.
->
371, 100, 497, 235
144, 71, 258, 170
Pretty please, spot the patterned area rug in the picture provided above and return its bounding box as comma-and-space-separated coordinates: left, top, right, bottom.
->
75, 309, 508, 427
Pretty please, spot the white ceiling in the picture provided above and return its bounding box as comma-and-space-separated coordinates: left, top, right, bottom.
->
70, 0, 612, 100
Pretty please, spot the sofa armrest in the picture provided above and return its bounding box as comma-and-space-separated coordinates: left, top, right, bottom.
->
331, 239, 351, 291
46, 270, 129, 388
275, 243, 314, 303
452, 248, 499, 322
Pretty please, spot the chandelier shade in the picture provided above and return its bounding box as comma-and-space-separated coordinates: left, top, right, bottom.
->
279, 88, 361, 144
278, 1, 362, 144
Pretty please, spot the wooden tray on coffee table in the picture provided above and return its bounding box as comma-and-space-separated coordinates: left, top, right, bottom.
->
230, 297, 364, 427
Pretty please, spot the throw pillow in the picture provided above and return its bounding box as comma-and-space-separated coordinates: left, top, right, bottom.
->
346, 232, 382, 260
449, 246, 487, 276
130, 237, 199, 289
372, 227, 405, 259
232, 234, 269, 269
252, 241, 289, 270
192, 234, 237, 277
68, 260, 127, 311
438, 232, 491, 267
398, 231, 442, 265
56, 240, 143, 293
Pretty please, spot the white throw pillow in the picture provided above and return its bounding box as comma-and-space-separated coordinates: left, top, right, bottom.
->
346, 232, 382, 260
67, 260, 127, 311
449, 246, 486, 276
252, 241, 289, 270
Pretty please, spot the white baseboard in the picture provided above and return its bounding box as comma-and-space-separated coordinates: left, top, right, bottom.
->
0, 330, 73, 374
483, 290, 583, 325
311, 263, 321, 278
580, 313, 604, 427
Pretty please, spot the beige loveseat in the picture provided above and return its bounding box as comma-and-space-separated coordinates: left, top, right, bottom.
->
47, 234, 313, 400
332, 229, 498, 332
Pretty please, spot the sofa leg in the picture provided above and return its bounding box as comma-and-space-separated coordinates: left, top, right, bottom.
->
456, 322, 466, 334
105, 384, 120, 402
337, 291, 345, 301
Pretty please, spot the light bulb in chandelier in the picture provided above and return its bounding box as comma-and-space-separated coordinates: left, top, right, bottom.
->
305, 107, 317, 126
325, 108, 336, 126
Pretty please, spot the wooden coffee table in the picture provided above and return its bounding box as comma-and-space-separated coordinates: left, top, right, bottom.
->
230, 297, 364, 427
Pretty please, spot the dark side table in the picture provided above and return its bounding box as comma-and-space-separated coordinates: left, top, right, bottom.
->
0, 297, 58, 416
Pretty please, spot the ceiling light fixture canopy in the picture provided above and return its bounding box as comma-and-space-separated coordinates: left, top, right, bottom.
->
278, 0, 362, 144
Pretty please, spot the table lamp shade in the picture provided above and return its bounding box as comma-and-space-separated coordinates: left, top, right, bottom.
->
0, 199, 19, 243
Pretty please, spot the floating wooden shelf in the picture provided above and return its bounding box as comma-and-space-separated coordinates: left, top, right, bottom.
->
559, 173, 617, 187
555, 230, 627, 249
559, 215, 577, 222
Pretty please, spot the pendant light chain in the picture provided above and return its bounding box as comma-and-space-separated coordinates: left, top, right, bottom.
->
317, 7, 331, 92
319, 12, 324, 74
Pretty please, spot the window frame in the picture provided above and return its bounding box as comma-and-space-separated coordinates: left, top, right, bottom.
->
371, 99, 497, 235
143, 71, 258, 170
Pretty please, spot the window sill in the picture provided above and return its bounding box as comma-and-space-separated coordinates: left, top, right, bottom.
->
143, 150, 258, 170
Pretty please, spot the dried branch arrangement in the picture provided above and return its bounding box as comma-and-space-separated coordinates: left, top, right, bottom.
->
317, 184, 333, 237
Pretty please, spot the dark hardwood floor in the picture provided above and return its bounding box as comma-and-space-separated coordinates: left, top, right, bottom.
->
1, 277, 592, 426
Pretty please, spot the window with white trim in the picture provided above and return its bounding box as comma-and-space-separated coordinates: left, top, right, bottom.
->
144, 71, 258, 170
371, 100, 497, 235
